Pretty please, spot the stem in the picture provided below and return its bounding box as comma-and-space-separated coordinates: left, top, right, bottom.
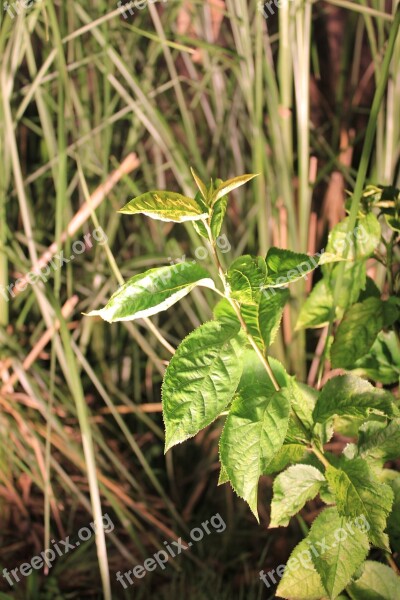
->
311, 445, 330, 470
204, 221, 280, 392
385, 552, 400, 575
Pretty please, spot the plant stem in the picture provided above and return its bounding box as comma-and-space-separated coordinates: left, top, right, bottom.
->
204, 221, 280, 392
311, 445, 330, 469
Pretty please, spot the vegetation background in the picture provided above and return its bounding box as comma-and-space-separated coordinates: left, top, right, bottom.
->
0, 0, 398, 598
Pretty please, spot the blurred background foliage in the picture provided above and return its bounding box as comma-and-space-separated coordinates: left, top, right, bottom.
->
0, 0, 398, 597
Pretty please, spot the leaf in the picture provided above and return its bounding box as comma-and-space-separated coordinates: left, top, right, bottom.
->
313, 375, 397, 424
211, 173, 258, 204
384, 471, 400, 553
218, 463, 230, 486
331, 297, 385, 369
276, 538, 327, 600
347, 561, 400, 600
358, 418, 400, 464
86, 263, 215, 322
310, 507, 370, 599
214, 288, 289, 353
264, 443, 306, 474
162, 321, 245, 451
265, 248, 320, 287
219, 385, 291, 521
353, 331, 400, 385
330, 261, 367, 310
119, 190, 208, 222
270, 465, 325, 527
324, 213, 381, 261
326, 458, 394, 550
210, 195, 228, 238
227, 255, 266, 304
190, 167, 208, 200
296, 279, 334, 329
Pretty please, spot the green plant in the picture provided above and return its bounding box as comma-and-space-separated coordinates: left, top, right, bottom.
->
88, 170, 400, 600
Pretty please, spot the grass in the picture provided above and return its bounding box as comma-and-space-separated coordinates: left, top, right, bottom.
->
0, 0, 398, 597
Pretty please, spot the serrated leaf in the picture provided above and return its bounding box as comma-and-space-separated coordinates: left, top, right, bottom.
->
227, 255, 266, 304
264, 443, 307, 474
353, 330, 400, 385
214, 288, 289, 353
219, 385, 291, 521
347, 561, 400, 600
384, 471, 400, 553
86, 263, 215, 322
331, 297, 385, 369
324, 213, 381, 261
211, 173, 258, 204
270, 465, 325, 527
162, 321, 244, 451
296, 279, 335, 329
326, 459, 394, 550
119, 190, 208, 222
310, 507, 370, 599
276, 538, 327, 600
265, 248, 320, 287
313, 375, 396, 424
358, 418, 400, 464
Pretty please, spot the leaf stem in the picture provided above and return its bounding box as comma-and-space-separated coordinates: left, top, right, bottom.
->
311, 445, 330, 469
203, 220, 280, 392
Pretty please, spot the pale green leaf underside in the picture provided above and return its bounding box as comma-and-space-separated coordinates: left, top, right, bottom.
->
86, 263, 215, 322
313, 374, 396, 424
270, 465, 325, 528
326, 459, 393, 550
219, 385, 291, 521
347, 561, 400, 600
162, 321, 245, 452
358, 418, 400, 463
119, 190, 208, 222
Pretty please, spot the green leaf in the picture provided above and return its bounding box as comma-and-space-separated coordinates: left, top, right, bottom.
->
313, 375, 396, 424
162, 321, 244, 451
218, 463, 230, 486
190, 167, 208, 200
270, 465, 325, 527
276, 538, 327, 600
310, 507, 370, 599
330, 261, 367, 310
347, 561, 400, 600
296, 279, 335, 329
219, 385, 291, 521
358, 418, 400, 464
331, 297, 385, 369
324, 213, 381, 261
264, 443, 306, 474
211, 173, 258, 204
214, 288, 289, 353
86, 263, 215, 322
385, 471, 400, 553
119, 190, 208, 222
210, 195, 228, 238
227, 255, 266, 304
265, 248, 319, 287
326, 458, 394, 550
353, 331, 400, 384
